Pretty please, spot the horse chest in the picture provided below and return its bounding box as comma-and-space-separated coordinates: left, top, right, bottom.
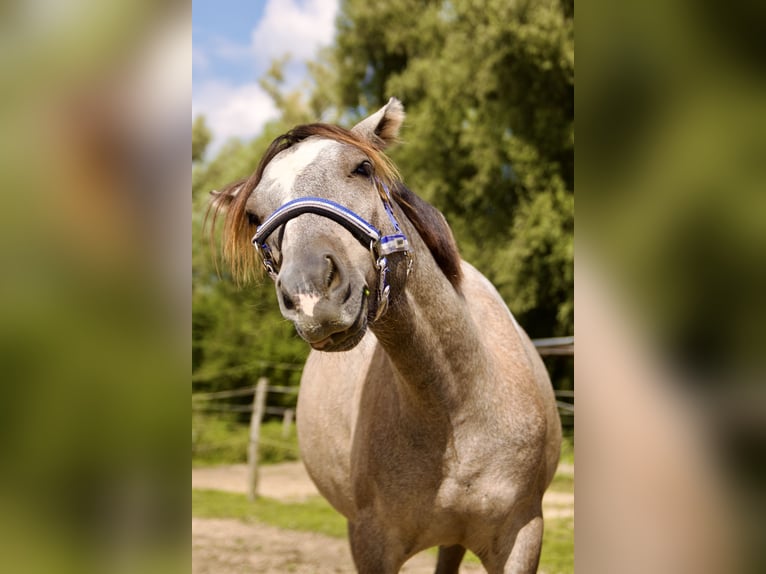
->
357, 413, 518, 503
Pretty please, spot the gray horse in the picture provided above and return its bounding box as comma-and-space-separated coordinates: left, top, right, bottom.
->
211, 98, 561, 573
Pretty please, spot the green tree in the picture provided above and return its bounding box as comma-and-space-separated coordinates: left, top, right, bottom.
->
192, 115, 212, 163
331, 0, 573, 338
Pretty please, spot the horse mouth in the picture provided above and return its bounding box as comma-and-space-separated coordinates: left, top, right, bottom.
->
309, 291, 368, 352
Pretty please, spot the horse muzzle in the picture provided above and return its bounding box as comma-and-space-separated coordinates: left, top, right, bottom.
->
276, 252, 369, 351
253, 193, 411, 327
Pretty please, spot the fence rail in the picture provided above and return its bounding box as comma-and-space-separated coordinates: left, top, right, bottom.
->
192, 386, 258, 401
191, 337, 574, 413
534, 336, 574, 356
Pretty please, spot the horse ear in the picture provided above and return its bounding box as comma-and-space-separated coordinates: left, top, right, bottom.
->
351, 97, 405, 149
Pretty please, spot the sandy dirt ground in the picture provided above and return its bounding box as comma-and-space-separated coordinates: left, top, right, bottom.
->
192, 461, 573, 572
192, 517, 485, 573
192, 462, 320, 500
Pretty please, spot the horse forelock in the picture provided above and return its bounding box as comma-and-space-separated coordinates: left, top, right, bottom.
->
208, 123, 401, 283
209, 124, 462, 292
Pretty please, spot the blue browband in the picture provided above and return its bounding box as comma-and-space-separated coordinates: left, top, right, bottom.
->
252, 182, 411, 321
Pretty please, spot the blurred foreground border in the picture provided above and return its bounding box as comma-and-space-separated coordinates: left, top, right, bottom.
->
578, 0, 766, 572
0, 1, 190, 573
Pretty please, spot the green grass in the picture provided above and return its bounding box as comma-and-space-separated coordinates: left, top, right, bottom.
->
192, 489, 347, 538
549, 470, 574, 492
543, 435, 574, 573
540, 515, 574, 574
192, 416, 299, 467
560, 432, 574, 466
192, 488, 572, 573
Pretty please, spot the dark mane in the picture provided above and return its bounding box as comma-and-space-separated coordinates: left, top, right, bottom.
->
208, 123, 463, 290
391, 183, 463, 291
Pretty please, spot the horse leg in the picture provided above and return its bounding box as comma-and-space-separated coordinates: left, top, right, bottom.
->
503, 514, 544, 574
498, 513, 544, 574
347, 519, 406, 574
480, 511, 544, 574
435, 544, 466, 573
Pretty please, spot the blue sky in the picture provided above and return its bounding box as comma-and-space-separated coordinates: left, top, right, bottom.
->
192, 0, 339, 154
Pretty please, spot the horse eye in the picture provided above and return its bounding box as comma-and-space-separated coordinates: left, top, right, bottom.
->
247, 212, 260, 227
353, 160, 373, 177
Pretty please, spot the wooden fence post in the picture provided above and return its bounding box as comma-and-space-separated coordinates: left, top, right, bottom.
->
282, 408, 294, 438
247, 377, 268, 501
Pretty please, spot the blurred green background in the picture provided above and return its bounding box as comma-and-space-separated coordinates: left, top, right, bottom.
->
0, 1, 190, 573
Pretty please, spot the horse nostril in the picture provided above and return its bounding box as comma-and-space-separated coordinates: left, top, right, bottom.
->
280, 288, 296, 311
324, 255, 339, 290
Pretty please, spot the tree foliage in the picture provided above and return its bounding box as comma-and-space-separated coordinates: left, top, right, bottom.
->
332, 0, 573, 336
192, 0, 574, 403
192, 115, 212, 163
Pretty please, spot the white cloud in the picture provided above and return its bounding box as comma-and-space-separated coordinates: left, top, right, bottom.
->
191, 0, 339, 157
192, 81, 279, 156
252, 0, 338, 67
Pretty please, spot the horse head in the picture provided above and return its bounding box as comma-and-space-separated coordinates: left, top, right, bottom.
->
213, 98, 411, 352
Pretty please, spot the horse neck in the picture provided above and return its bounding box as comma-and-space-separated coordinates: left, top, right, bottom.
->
371, 225, 489, 413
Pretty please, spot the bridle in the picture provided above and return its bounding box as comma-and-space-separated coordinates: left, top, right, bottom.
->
252, 181, 412, 322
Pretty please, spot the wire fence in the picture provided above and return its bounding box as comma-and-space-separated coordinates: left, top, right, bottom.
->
192, 337, 573, 498
192, 383, 298, 416
191, 337, 574, 416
